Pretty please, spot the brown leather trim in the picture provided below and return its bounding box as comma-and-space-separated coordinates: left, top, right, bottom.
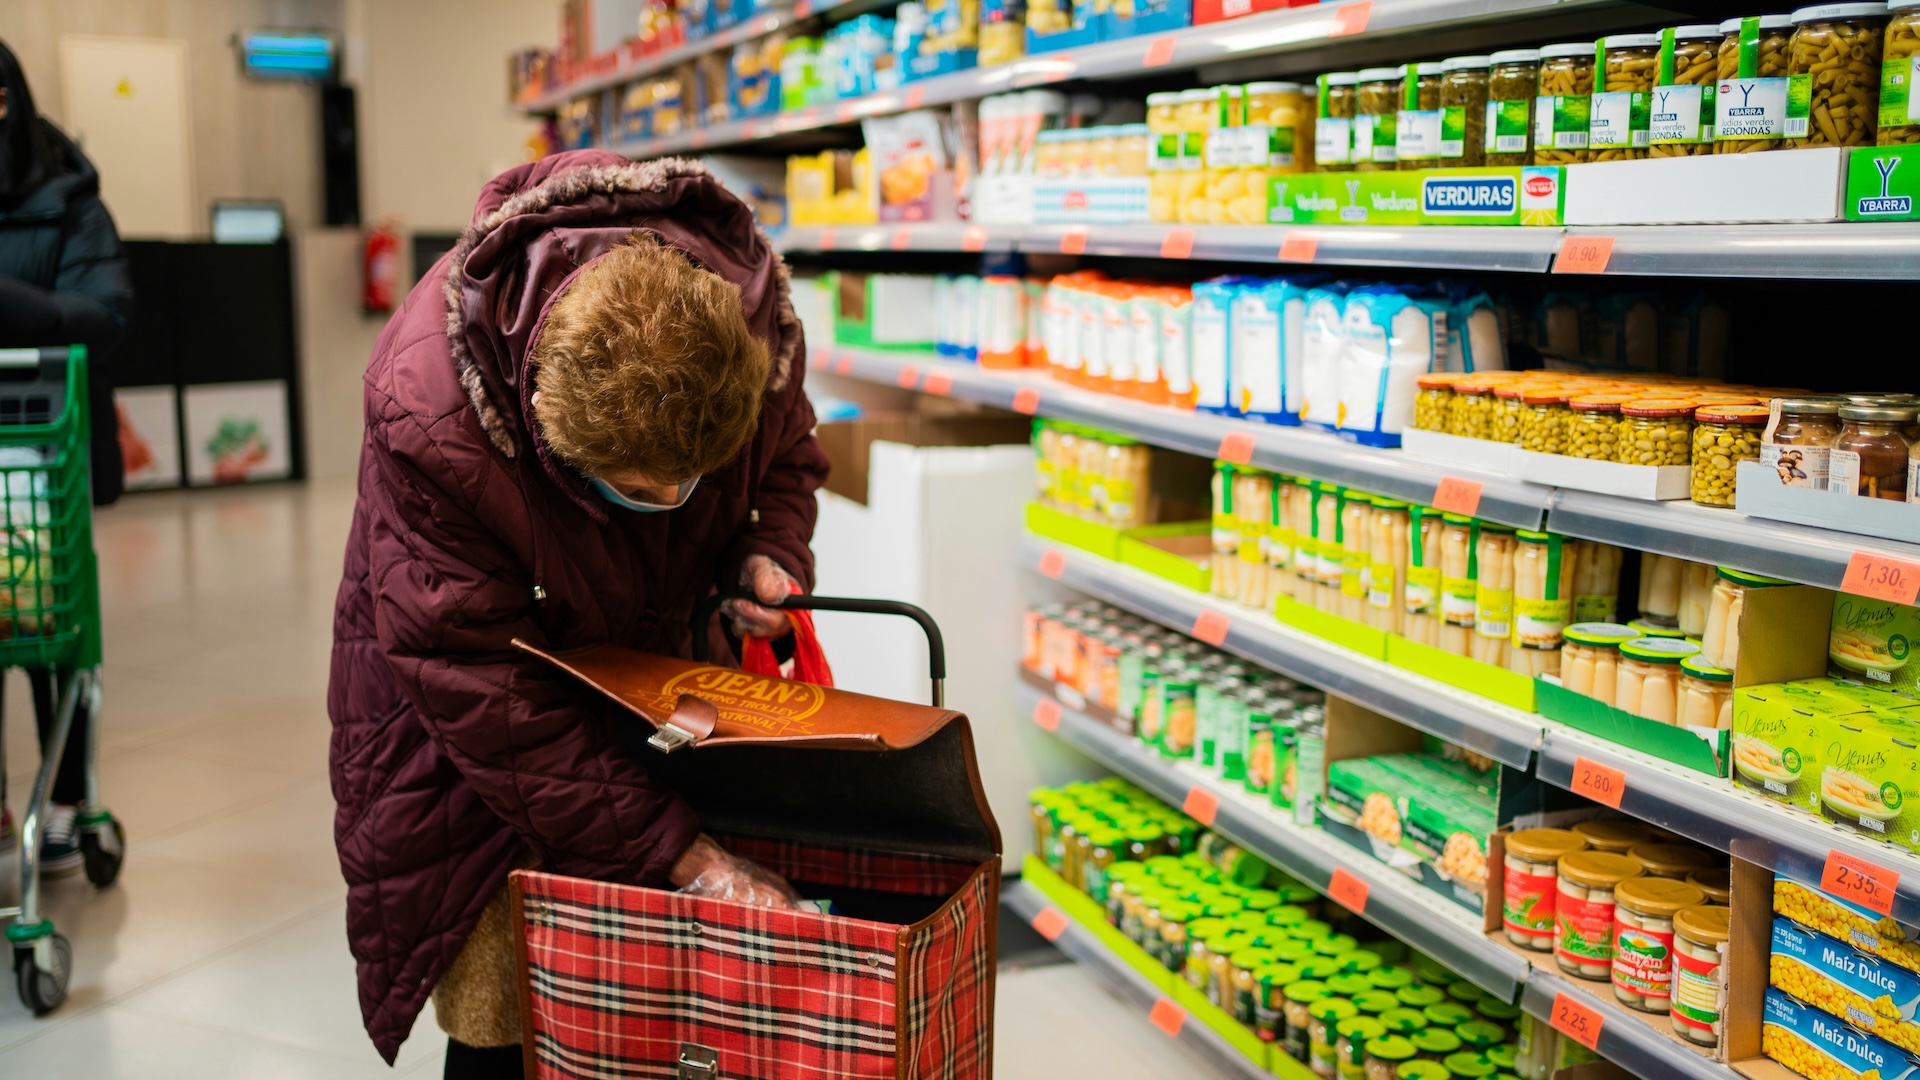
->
669, 694, 718, 741
508, 871, 538, 1079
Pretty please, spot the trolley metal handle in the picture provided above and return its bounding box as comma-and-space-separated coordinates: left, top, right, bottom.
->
692, 592, 947, 707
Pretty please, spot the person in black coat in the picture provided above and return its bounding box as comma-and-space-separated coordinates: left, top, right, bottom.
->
0, 39, 132, 874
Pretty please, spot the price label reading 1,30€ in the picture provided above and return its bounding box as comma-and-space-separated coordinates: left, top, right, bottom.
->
1842, 550, 1920, 605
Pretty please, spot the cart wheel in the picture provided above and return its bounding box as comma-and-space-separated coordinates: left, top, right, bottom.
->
81, 817, 125, 888
14, 934, 71, 1015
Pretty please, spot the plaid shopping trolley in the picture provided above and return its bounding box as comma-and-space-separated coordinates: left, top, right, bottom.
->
510, 594, 1000, 1080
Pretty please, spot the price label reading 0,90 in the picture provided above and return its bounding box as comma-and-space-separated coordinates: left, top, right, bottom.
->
1822, 849, 1901, 917
1555, 235, 1615, 274
1570, 756, 1626, 809
1842, 550, 1920, 605
1551, 992, 1603, 1051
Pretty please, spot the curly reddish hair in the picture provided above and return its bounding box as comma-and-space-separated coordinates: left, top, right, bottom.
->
531, 233, 771, 481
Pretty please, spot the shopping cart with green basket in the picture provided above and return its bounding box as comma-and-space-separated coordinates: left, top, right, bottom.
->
0, 345, 123, 1014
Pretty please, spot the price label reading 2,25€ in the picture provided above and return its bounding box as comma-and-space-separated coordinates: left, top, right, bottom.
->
1551, 992, 1603, 1051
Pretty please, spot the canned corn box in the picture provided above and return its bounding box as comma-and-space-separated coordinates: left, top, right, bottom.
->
1776, 879, 1920, 979
1773, 916, 1920, 1055
1264, 167, 1564, 227
1763, 987, 1920, 1080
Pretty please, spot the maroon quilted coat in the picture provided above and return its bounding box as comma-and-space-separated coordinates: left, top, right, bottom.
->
328, 152, 826, 1063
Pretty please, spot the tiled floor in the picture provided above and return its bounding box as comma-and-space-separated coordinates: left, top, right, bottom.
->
0, 481, 1222, 1079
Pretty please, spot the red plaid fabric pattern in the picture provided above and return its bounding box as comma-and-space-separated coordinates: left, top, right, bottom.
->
515, 842, 997, 1080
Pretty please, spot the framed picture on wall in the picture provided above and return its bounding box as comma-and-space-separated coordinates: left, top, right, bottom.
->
182, 380, 291, 485
114, 385, 182, 490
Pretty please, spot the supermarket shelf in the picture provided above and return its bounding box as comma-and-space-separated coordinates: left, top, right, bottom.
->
1567, 223, 1920, 281
817, 345, 1553, 528
608, 0, 1635, 157
1520, 968, 1732, 1080
1002, 879, 1268, 1080
1542, 489, 1920, 594
778, 223, 1023, 254
1018, 535, 1543, 769
1536, 724, 1920, 928
1017, 679, 1533, 999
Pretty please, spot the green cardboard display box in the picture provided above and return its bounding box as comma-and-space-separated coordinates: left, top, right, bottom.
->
1271, 595, 1389, 661
1537, 677, 1729, 777
1386, 634, 1537, 713
1266, 166, 1564, 227
1117, 524, 1213, 594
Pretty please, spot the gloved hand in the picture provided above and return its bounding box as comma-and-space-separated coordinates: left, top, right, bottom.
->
669, 833, 800, 909
722, 554, 798, 640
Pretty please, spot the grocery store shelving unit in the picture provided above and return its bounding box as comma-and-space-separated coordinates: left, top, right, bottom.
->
1002, 878, 1270, 1080
814, 343, 1920, 590
1518, 968, 1731, 1080
1015, 677, 1530, 998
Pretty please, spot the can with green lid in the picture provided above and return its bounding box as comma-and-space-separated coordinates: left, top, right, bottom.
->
1411, 1026, 1463, 1060
1294, 918, 1335, 940
1229, 948, 1278, 1025
1484, 1043, 1517, 1070
1398, 1062, 1452, 1080
1370, 965, 1414, 992
1298, 957, 1346, 981
1283, 981, 1332, 1062
1379, 1006, 1429, 1035
1423, 1002, 1474, 1028
1336, 1017, 1389, 1080
1474, 998, 1520, 1024
1443, 1051, 1498, 1078
1365, 1034, 1419, 1077
1255, 963, 1306, 1042
1268, 903, 1311, 929
1271, 939, 1316, 964
1317, 933, 1362, 957
1154, 900, 1200, 973
1352, 989, 1400, 1016
1310, 998, 1361, 1075
1454, 1020, 1505, 1051
1327, 972, 1372, 997
1396, 984, 1444, 1009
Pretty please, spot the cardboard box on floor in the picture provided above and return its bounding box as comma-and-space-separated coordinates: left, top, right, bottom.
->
814, 407, 1032, 506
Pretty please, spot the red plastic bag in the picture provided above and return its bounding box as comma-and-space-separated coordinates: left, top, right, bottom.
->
741, 608, 835, 688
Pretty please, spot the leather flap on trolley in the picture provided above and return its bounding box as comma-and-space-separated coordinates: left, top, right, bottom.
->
512, 638, 1000, 863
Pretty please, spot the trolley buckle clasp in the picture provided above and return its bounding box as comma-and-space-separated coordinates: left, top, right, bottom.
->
677, 1043, 719, 1079
648, 723, 700, 753
648, 694, 719, 754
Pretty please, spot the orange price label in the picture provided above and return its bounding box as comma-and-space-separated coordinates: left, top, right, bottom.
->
1555, 235, 1615, 274
1841, 550, 1920, 605
1030, 907, 1069, 941
1217, 431, 1255, 465
1059, 227, 1089, 255
890, 228, 914, 252
836, 102, 856, 123
1570, 756, 1627, 809
1182, 786, 1220, 826
818, 227, 839, 251
924, 370, 954, 396
810, 348, 830, 370
1431, 476, 1484, 516
1148, 997, 1187, 1037
897, 365, 921, 390
1160, 227, 1196, 259
1033, 697, 1062, 732
1823, 850, 1901, 916
1012, 387, 1042, 414
1279, 233, 1319, 263
1039, 548, 1067, 579
794, 0, 814, 15
1328, 867, 1369, 914
834, 353, 856, 375
692, 130, 710, 149
1331, 0, 1372, 34
961, 225, 988, 252
1551, 992, 1604, 1051
906, 85, 926, 109
1142, 36, 1177, 66
1192, 610, 1230, 646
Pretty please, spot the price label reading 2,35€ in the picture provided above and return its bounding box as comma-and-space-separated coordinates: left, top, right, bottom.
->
1822, 850, 1900, 917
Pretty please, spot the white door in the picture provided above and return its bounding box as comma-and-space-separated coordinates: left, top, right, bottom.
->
58, 35, 195, 238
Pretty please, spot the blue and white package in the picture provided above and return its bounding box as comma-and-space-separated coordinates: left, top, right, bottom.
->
1338, 285, 1446, 448
1297, 285, 1348, 430
1191, 278, 1241, 416
1230, 278, 1282, 423
1441, 283, 1506, 373
1273, 276, 1325, 425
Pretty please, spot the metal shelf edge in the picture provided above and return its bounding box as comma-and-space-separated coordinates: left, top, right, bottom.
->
1017, 680, 1532, 1000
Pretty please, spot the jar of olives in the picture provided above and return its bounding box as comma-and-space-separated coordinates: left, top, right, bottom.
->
1592, 34, 1661, 159
1486, 49, 1541, 163
1518, 390, 1571, 454
1690, 404, 1767, 506
1355, 67, 1405, 169
1441, 55, 1492, 165
1449, 377, 1501, 439
1566, 394, 1631, 459
1492, 383, 1528, 443
1651, 25, 1724, 154
1316, 73, 1360, 169
1414, 372, 1466, 431
1618, 399, 1697, 465
1716, 15, 1795, 152
1786, 2, 1890, 147
1882, 0, 1920, 144
1534, 43, 1597, 163
1398, 62, 1447, 169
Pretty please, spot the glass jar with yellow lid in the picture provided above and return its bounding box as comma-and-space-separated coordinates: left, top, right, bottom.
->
1255, 962, 1305, 1041
1503, 827, 1588, 950
1678, 656, 1734, 730
1562, 622, 1636, 705
1148, 93, 1182, 216
1444, 1050, 1500, 1078
1628, 843, 1720, 880
1230, 947, 1279, 1024
1284, 981, 1332, 1062
1411, 1027, 1463, 1061
1612, 878, 1707, 1012
1247, 81, 1307, 172
1618, 398, 1698, 465
1115, 123, 1150, 177
1379, 1007, 1429, 1036
1176, 89, 1215, 223
1566, 394, 1631, 459
1687, 867, 1731, 905
1616, 637, 1702, 723
1203, 85, 1248, 225
1555, 850, 1644, 979
1364, 1035, 1419, 1080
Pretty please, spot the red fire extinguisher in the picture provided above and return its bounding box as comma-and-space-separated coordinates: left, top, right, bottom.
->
363, 218, 402, 313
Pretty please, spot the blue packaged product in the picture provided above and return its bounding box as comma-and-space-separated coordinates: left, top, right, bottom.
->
1773, 917, 1920, 1053
1297, 284, 1348, 431
1337, 285, 1447, 449
1763, 987, 1920, 1080
1273, 276, 1324, 425
1230, 278, 1282, 424
1191, 278, 1243, 417
1442, 283, 1506, 373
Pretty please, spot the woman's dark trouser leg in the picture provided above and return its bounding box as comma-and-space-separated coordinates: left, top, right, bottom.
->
29, 666, 88, 805
443, 1039, 525, 1080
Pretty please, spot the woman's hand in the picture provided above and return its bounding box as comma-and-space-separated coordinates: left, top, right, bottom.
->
722, 554, 798, 639
669, 833, 800, 909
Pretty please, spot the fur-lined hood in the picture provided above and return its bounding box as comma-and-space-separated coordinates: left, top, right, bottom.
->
441, 151, 797, 462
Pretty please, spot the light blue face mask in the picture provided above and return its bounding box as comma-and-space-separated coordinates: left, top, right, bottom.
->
589, 476, 699, 512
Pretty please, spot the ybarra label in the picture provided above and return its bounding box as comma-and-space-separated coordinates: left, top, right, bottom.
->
1422, 174, 1517, 215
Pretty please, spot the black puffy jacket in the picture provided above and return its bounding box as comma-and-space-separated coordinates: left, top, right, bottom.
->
0, 121, 132, 504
